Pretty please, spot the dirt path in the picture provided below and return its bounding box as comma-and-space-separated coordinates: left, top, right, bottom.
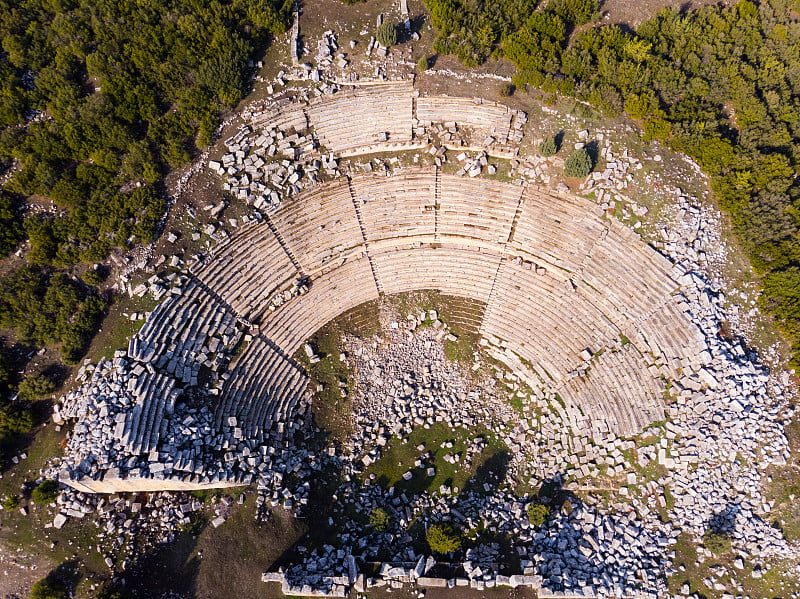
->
0, 543, 55, 599
600, 0, 726, 28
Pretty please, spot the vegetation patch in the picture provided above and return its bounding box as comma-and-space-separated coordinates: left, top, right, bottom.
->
364, 422, 506, 496
426, 522, 462, 554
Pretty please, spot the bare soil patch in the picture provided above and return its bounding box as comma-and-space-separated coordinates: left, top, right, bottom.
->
598, 0, 725, 28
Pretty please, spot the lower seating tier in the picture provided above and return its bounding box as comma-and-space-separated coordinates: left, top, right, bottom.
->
260, 256, 380, 356
216, 335, 308, 438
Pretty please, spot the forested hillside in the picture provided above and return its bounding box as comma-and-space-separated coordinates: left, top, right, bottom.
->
0, 0, 292, 449
426, 0, 800, 365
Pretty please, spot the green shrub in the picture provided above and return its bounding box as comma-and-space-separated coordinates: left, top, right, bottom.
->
369, 507, 391, 531
376, 22, 398, 47
0, 404, 34, 435
83, 268, 103, 286
2, 494, 20, 510
417, 56, 430, 71
427, 522, 461, 554
29, 577, 67, 599
539, 136, 558, 157
499, 82, 515, 97
96, 586, 132, 599
564, 147, 593, 178
703, 530, 732, 555
526, 502, 550, 527
17, 374, 55, 400
643, 117, 671, 142
31, 480, 59, 504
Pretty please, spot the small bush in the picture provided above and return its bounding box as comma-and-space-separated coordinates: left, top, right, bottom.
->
417, 56, 430, 71
17, 374, 55, 400
96, 586, 132, 599
703, 530, 732, 555
427, 522, 461, 554
31, 480, 59, 504
376, 22, 398, 47
539, 136, 558, 157
564, 147, 593, 178
499, 82, 515, 97
2, 494, 20, 510
29, 577, 67, 599
83, 269, 103, 286
0, 403, 34, 435
369, 507, 391, 531
526, 502, 550, 527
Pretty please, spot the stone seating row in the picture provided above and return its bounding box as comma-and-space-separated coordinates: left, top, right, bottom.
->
120, 370, 180, 454
269, 178, 364, 273
128, 281, 239, 383
372, 243, 503, 304
184, 171, 704, 438
560, 344, 666, 438
307, 82, 414, 153
579, 222, 680, 323
250, 99, 309, 133
481, 259, 622, 384
509, 188, 609, 277
438, 175, 521, 243
350, 172, 436, 241
192, 221, 298, 322
200, 171, 697, 370
634, 297, 704, 377
216, 335, 308, 438
261, 257, 380, 356
416, 96, 515, 142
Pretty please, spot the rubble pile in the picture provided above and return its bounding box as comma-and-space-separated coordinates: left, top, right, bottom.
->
210, 124, 319, 214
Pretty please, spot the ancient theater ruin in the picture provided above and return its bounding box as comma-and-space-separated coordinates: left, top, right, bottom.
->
53, 80, 796, 597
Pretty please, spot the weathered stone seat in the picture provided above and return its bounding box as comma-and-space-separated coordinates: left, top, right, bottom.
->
269, 178, 363, 273
416, 95, 519, 143
193, 221, 298, 321
307, 82, 414, 153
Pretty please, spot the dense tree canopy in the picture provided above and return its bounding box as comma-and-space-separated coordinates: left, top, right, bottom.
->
0, 266, 106, 364
0, 0, 292, 381
0, 0, 292, 265
427, 0, 800, 366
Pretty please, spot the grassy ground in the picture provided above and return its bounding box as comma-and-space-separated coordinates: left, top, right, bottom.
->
83, 292, 157, 365
0, 423, 109, 597
668, 530, 800, 599
192, 497, 306, 599
364, 422, 506, 495
765, 414, 800, 541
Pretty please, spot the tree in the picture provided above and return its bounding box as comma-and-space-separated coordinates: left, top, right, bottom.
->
564, 147, 593, 177
539, 136, 558, 157
0, 403, 34, 438
376, 22, 398, 47
0, 193, 23, 257
29, 576, 67, 599
427, 522, 461, 554
17, 374, 55, 400
703, 529, 732, 555
526, 502, 550, 527
417, 56, 430, 71
499, 82, 515, 97
31, 480, 59, 504
369, 507, 391, 531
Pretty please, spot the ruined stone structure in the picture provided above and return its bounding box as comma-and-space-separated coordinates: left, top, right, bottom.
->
55, 83, 708, 493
